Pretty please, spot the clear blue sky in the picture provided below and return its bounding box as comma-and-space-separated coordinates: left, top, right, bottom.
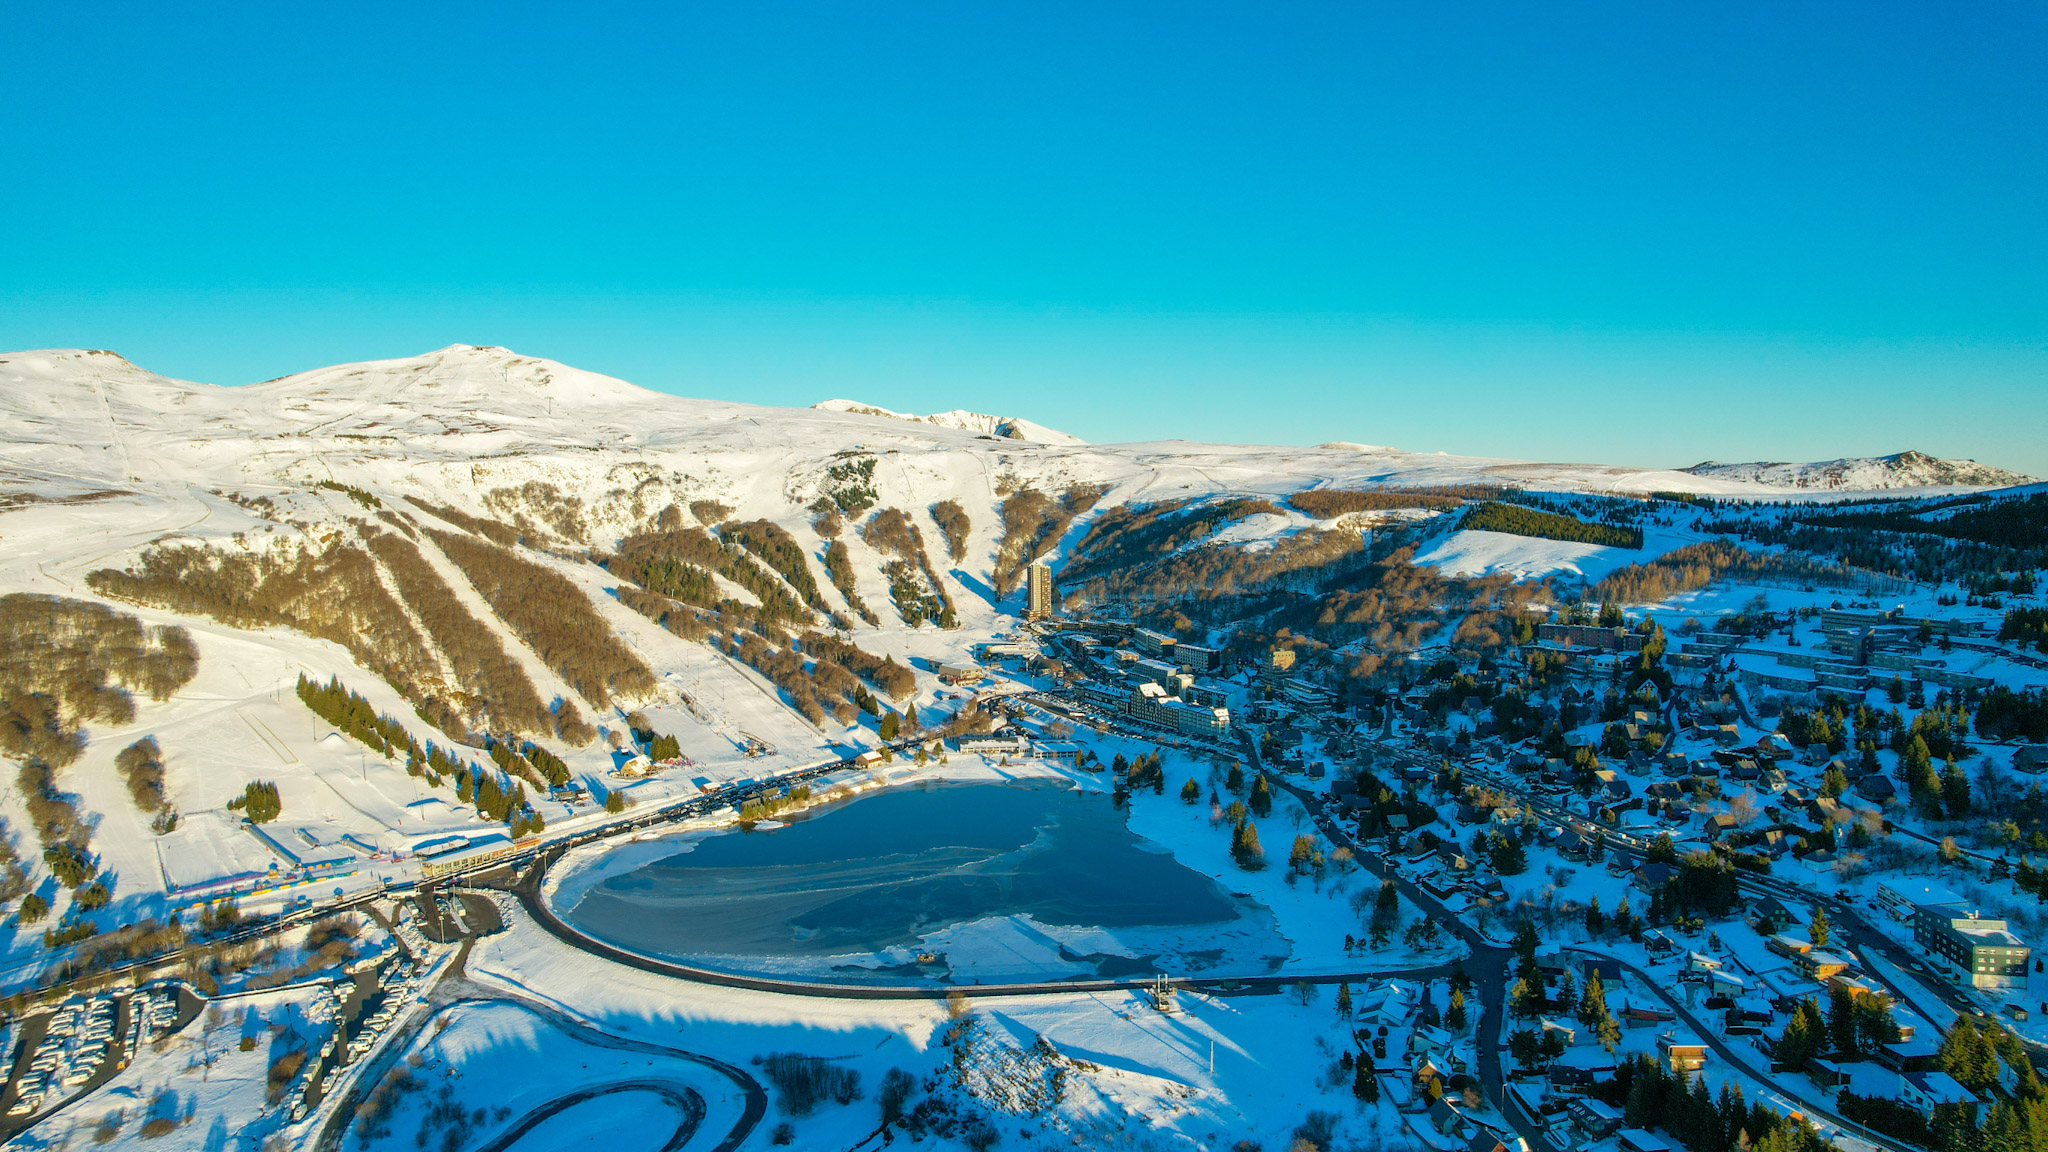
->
4, 2, 2044, 473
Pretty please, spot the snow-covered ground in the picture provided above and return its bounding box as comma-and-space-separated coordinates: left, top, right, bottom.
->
472, 891, 1439, 1152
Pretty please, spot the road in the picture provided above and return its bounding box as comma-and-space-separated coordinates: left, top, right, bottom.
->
1577, 948, 1912, 1152
473, 1079, 703, 1152
314, 937, 768, 1152
1456, 755, 1997, 1031
1258, 771, 1546, 1151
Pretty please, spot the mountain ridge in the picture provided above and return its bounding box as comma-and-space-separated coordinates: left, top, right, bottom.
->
1683, 449, 2033, 490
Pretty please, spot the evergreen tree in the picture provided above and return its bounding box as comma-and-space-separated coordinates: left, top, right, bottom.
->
1828, 982, 1858, 1056
1445, 989, 1467, 1031
1775, 998, 1824, 1069
1249, 774, 1273, 818
1231, 820, 1265, 870
1509, 976, 1543, 1020
1490, 833, 1528, 875
1585, 897, 1606, 938
1512, 919, 1541, 984
1808, 905, 1830, 949
1335, 982, 1352, 1019
1942, 759, 1972, 817
1226, 761, 1244, 794
1352, 1062, 1378, 1103
1289, 834, 1318, 875
1508, 1027, 1541, 1068
1180, 779, 1200, 803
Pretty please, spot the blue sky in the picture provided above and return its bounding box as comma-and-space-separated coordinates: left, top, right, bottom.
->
4, 2, 2044, 473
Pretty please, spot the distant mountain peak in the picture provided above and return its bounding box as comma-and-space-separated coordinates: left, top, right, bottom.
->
812, 398, 1085, 445
1683, 450, 2032, 490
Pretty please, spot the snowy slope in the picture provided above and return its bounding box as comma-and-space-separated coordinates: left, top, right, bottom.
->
0, 340, 2028, 950
812, 397, 1086, 444
1683, 449, 2032, 490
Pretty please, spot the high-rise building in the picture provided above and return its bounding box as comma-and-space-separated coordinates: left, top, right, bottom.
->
1025, 562, 1054, 620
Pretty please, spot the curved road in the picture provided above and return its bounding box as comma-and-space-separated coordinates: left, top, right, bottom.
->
1573, 948, 1913, 1152
474, 1079, 703, 1152
314, 959, 767, 1152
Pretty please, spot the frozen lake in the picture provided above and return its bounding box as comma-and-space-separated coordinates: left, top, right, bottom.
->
556, 780, 1287, 984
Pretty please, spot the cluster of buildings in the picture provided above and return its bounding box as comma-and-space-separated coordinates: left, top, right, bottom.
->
1697, 608, 1995, 699
1067, 642, 1231, 739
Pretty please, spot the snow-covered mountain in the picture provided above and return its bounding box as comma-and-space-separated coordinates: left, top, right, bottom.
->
0, 339, 2037, 962
1682, 450, 2033, 491
812, 398, 1086, 445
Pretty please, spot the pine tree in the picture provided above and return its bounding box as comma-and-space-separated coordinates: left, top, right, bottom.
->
1231, 821, 1265, 870
1289, 834, 1318, 875
1180, 779, 1200, 803
1352, 1061, 1378, 1103
1226, 761, 1244, 794
1829, 983, 1858, 1057
1941, 759, 1972, 817
1585, 897, 1606, 937
1446, 989, 1467, 1031
1249, 774, 1272, 818
1808, 906, 1830, 949
1335, 982, 1352, 1019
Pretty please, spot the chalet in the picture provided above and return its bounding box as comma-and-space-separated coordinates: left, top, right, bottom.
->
1567, 1098, 1625, 1138
1621, 1006, 1675, 1030
1409, 1025, 1454, 1059
1549, 1064, 1612, 1090
1656, 1033, 1708, 1073
1875, 1037, 1941, 1073
1747, 896, 1799, 932
1630, 861, 1677, 894
1575, 956, 1623, 985
1855, 774, 1897, 803
1899, 1071, 1980, 1122
1428, 1097, 1471, 1138
1558, 834, 1599, 862
1618, 1129, 1678, 1152
1641, 929, 1680, 956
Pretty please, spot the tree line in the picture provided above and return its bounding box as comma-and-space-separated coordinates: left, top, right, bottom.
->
861, 508, 957, 628
426, 526, 655, 708
1460, 501, 1644, 549
930, 500, 972, 563
359, 526, 555, 737
1062, 496, 1285, 585
1588, 539, 1864, 604
993, 484, 1109, 596
1287, 486, 1494, 519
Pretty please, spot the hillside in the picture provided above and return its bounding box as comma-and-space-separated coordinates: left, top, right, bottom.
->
1683, 449, 2033, 490
0, 341, 2031, 968
812, 398, 1086, 445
